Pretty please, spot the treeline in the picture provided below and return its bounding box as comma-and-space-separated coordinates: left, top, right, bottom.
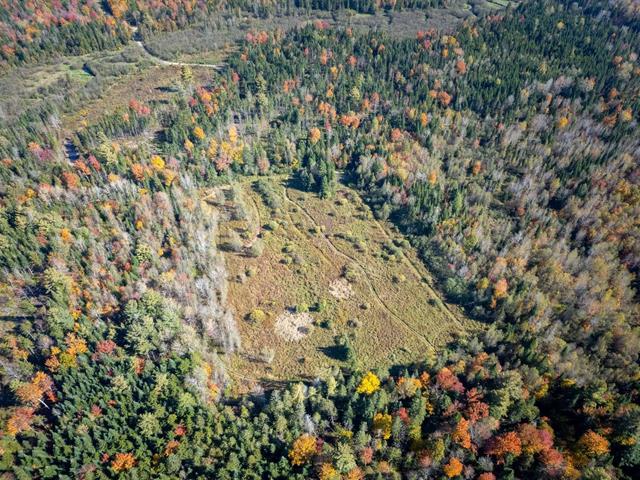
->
10, 345, 610, 479
0, 0, 444, 70
0, 0, 132, 70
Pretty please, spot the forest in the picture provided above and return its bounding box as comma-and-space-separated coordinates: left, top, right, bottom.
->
1, 0, 639, 479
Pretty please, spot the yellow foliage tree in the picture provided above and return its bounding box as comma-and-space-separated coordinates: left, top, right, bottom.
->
319, 463, 340, 480
193, 126, 205, 141
207, 139, 218, 159
289, 434, 317, 466
373, 413, 392, 439
150, 155, 165, 171
60, 228, 73, 243
228, 126, 239, 143
356, 371, 381, 395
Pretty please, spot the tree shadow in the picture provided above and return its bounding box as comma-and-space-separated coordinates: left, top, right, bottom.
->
284, 173, 306, 193
318, 345, 347, 361
155, 85, 178, 93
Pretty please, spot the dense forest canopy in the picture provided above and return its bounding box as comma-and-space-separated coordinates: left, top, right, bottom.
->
1, 0, 640, 479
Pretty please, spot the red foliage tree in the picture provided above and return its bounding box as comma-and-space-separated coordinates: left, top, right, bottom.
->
485, 431, 522, 462
436, 367, 465, 394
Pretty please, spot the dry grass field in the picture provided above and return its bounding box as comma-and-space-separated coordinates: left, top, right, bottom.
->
210, 176, 479, 390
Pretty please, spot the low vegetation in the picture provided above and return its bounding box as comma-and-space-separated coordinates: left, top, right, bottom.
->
1, 0, 639, 479
215, 177, 473, 385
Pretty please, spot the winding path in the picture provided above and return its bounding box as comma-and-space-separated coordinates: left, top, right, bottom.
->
243, 192, 263, 248
334, 173, 466, 330
134, 40, 223, 70
129, 24, 222, 69
368, 206, 466, 330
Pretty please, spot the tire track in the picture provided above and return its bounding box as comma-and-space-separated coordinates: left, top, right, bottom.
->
368, 209, 467, 331
336, 173, 467, 331
281, 184, 437, 350
134, 40, 223, 69
243, 190, 263, 248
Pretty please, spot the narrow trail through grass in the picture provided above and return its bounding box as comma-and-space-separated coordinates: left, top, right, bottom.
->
133, 40, 223, 69
282, 184, 437, 350
367, 204, 466, 331
217, 176, 477, 385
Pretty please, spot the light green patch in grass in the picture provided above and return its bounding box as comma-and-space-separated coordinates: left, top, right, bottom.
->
64, 64, 93, 82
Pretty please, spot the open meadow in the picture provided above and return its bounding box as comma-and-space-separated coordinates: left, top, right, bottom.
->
210, 176, 477, 388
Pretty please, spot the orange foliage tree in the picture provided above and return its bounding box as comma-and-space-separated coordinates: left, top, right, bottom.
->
111, 452, 135, 472
494, 278, 508, 299
477, 474, 496, 480
578, 430, 610, 457
309, 127, 322, 145
107, 0, 128, 19
518, 423, 553, 455
6, 407, 35, 436
443, 457, 463, 477
436, 367, 464, 393
486, 431, 522, 462
289, 434, 317, 466
15, 371, 54, 406
452, 417, 472, 449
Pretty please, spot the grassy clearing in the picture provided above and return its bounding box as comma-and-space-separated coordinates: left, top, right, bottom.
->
0, 44, 156, 125
62, 62, 213, 134
143, 6, 495, 64
211, 176, 479, 390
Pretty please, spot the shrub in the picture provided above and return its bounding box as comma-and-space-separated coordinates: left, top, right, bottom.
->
248, 240, 264, 257
225, 232, 243, 252
343, 264, 359, 283
257, 347, 275, 364
315, 299, 327, 313
246, 267, 258, 277
248, 309, 267, 323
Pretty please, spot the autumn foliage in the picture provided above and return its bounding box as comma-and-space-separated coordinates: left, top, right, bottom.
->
289, 434, 317, 466
111, 452, 135, 472
578, 430, 610, 457
443, 457, 463, 478
356, 372, 381, 395
485, 431, 522, 462
452, 417, 472, 449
